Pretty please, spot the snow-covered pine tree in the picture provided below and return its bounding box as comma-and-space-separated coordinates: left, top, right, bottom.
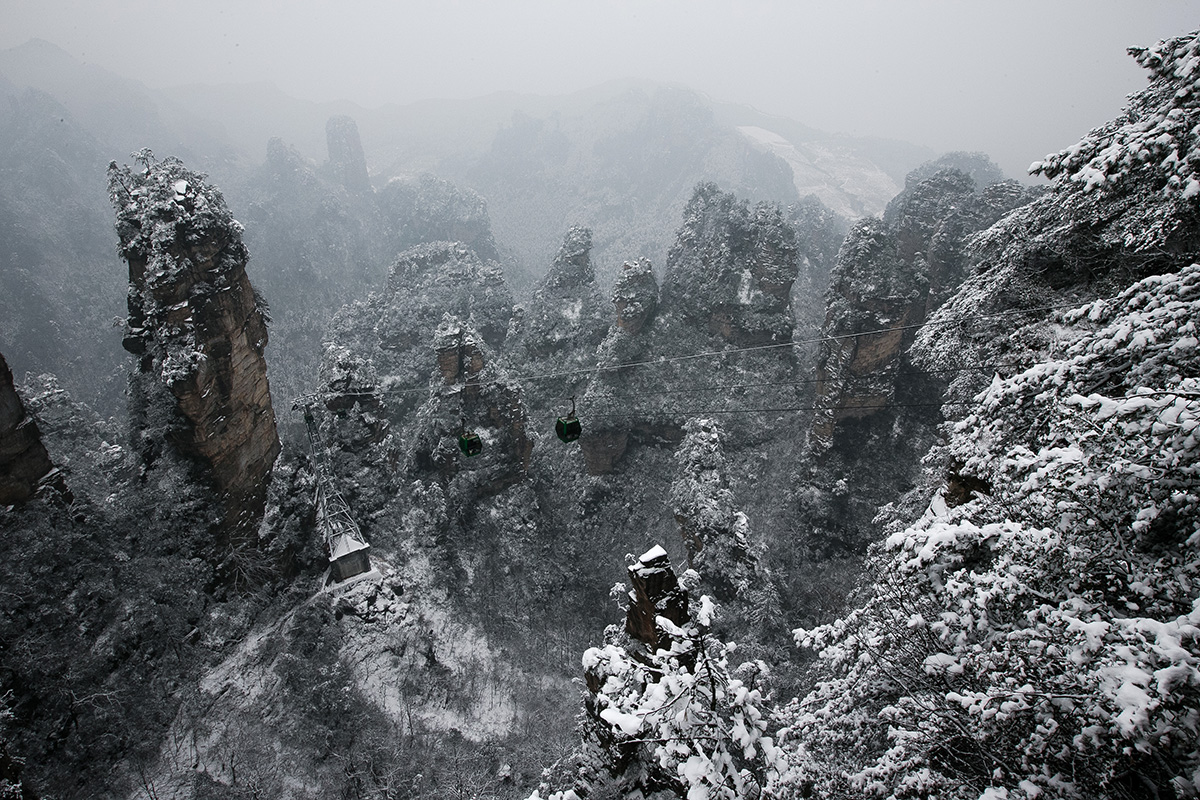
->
530, 545, 783, 800
778, 30, 1200, 799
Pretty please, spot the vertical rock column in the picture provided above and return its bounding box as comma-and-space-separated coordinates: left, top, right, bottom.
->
326, 115, 371, 195
0, 351, 56, 504
109, 154, 280, 543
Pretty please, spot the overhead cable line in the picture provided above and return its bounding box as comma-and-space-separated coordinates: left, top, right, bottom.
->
586, 400, 979, 420
313, 299, 1090, 406
597, 361, 1029, 401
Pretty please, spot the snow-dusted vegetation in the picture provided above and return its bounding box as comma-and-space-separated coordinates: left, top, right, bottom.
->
781, 266, 1199, 798
4, 19, 1200, 800
534, 30, 1200, 800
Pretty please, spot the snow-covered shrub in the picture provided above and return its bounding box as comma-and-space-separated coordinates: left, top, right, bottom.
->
781, 265, 1200, 799
1032, 31, 1200, 201
532, 548, 786, 800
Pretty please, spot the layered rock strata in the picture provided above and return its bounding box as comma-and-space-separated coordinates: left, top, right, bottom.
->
109, 154, 280, 541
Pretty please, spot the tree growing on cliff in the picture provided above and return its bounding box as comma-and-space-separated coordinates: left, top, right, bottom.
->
531, 546, 784, 800
780, 219, 1200, 800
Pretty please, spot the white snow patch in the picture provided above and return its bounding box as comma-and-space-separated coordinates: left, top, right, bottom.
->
735, 126, 899, 218
738, 268, 759, 304
640, 544, 668, 562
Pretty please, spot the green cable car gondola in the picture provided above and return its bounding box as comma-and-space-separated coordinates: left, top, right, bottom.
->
458, 431, 483, 456
457, 417, 483, 456
556, 396, 582, 443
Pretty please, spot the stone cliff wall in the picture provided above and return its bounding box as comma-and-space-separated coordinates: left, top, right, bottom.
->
0, 351, 56, 504
109, 153, 280, 542
810, 169, 1035, 453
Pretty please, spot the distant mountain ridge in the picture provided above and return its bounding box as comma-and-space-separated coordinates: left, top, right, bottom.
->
0, 39, 937, 267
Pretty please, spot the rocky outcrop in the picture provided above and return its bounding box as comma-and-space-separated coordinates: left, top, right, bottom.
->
109, 153, 280, 542
579, 260, 660, 475
325, 115, 371, 194
581, 185, 805, 473
377, 173, 500, 263
810, 166, 1035, 453
619, 545, 690, 661
611, 258, 658, 335
513, 226, 609, 359
407, 317, 532, 497
332, 241, 513, 423
661, 183, 800, 347
0, 351, 56, 504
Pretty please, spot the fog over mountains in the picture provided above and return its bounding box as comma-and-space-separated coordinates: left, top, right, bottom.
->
1, 18, 1199, 800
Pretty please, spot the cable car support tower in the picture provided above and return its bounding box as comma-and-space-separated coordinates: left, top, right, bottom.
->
296, 397, 372, 584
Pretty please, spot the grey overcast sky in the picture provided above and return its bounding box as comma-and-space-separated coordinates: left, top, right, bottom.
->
1, 0, 1197, 178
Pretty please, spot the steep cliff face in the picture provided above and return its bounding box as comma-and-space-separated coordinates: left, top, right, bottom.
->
810, 167, 1035, 454
661, 182, 800, 347
0, 351, 57, 504
610, 257, 658, 336
577, 259, 660, 474
786, 195, 849, 337
109, 153, 280, 542
406, 317, 533, 498
513, 227, 609, 360
579, 184, 806, 475
324, 114, 371, 194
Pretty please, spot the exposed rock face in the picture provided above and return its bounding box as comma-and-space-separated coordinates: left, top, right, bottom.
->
325, 115, 371, 194
611, 258, 658, 335
620, 546, 690, 659
109, 154, 280, 542
810, 167, 1035, 452
319, 345, 390, 453
579, 260, 661, 475
582, 184, 805, 474
0, 351, 56, 504
515, 226, 609, 359
661, 182, 799, 346
407, 317, 532, 497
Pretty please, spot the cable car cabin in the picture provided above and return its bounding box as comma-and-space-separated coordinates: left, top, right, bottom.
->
329, 533, 371, 583
556, 415, 582, 443
458, 431, 483, 457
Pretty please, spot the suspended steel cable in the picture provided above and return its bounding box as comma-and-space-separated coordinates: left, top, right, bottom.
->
595, 361, 1028, 401
585, 400, 979, 420
365, 298, 1087, 401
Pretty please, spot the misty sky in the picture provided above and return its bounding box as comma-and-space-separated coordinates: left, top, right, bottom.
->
2, 0, 1196, 179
